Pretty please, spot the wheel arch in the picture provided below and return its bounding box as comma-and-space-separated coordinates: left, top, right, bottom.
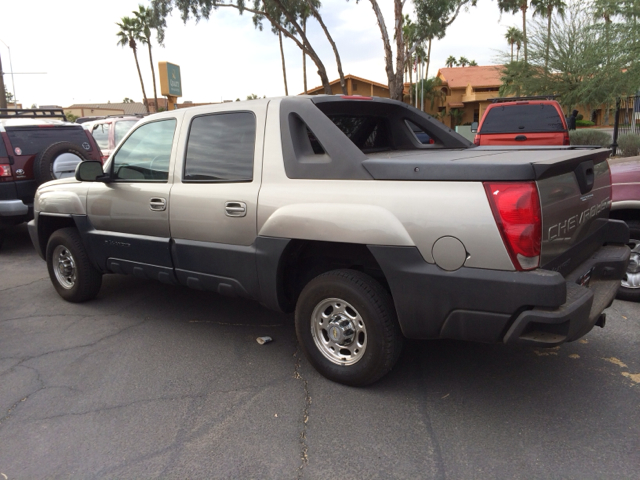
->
34, 214, 76, 260
259, 238, 390, 314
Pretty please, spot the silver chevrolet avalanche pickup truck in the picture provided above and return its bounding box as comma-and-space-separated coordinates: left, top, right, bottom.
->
28, 96, 630, 386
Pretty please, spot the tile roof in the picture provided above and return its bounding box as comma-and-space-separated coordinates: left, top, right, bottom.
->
437, 65, 503, 89
303, 74, 389, 95
66, 102, 148, 115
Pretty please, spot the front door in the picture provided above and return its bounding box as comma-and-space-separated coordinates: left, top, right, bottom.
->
86, 117, 179, 275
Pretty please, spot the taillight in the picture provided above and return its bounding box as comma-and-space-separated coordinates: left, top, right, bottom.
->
484, 182, 541, 271
473, 135, 480, 146
101, 155, 109, 162
0, 165, 11, 177
563, 131, 570, 145
340, 95, 373, 100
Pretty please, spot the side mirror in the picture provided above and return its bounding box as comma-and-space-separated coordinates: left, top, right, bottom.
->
471, 122, 478, 133
75, 161, 106, 182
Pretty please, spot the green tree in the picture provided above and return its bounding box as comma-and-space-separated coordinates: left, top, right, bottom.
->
4, 85, 13, 103
496, 1, 530, 64
412, 76, 446, 109
445, 55, 458, 67
531, 0, 567, 71
65, 112, 79, 123
151, 0, 344, 95
448, 107, 464, 127
505, 26, 521, 61
116, 16, 149, 113
413, 0, 478, 78
133, 5, 162, 113
458, 56, 469, 66
468, 59, 478, 66
122, 97, 135, 103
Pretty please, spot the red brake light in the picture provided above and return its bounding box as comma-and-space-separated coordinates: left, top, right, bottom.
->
473, 135, 480, 146
563, 132, 570, 145
0, 165, 11, 177
484, 182, 541, 271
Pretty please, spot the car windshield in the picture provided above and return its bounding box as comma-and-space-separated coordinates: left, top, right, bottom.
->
480, 104, 565, 134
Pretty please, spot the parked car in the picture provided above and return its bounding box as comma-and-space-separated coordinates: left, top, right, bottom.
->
472, 97, 570, 146
0, 108, 102, 247
84, 115, 143, 161
609, 156, 640, 301
28, 96, 629, 386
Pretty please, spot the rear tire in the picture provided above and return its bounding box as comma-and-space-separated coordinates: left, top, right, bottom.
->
46, 228, 102, 302
295, 269, 403, 386
34, 141, 90, 185
617, 220, 640, 302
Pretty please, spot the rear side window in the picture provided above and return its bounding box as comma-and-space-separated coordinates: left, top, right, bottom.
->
184, 112, 256, 182
6, 127, 94, 155
327, 115, 392, 152
480, 104, 565, 133
114, 120, 138, 144
91, 123, 110, 150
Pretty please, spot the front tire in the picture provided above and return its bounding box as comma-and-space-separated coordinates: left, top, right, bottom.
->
295, 269, 403, 386
46, 228, 102, 302
617, 220, 640, 302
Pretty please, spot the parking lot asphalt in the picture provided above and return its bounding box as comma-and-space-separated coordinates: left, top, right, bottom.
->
1, 224, 639, 479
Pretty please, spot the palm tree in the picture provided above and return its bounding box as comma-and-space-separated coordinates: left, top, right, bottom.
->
505, 26, 521, 62
531, 0, 567, 72
412, 77, 446, 110
133, 5, 160, 112
515, 29, 524, 61
116, 16, 149, 113
445, 55, 458, 68
497, 1, 530, 64
458, 56, 469, 67
278, 30, 289, 95
469, 60, 478, 66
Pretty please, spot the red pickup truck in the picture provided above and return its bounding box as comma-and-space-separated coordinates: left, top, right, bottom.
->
472, 97, 570, 146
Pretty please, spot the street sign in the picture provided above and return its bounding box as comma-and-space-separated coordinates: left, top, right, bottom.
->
159, 62, 182, 97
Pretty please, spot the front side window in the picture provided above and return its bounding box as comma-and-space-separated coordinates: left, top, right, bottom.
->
91, 123, 110, 150
112, 119, 176, 181
184, 112, 256, 182
114, 120, 139, 144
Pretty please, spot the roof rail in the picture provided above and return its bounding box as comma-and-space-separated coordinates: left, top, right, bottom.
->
489, 95, 558, 103
0, 108, 67, 120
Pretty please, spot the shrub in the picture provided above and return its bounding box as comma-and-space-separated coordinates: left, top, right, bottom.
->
576, 120, 595, 127
617, 133, 640, 157
569, 129, 611, 147
576, 113, 584, 121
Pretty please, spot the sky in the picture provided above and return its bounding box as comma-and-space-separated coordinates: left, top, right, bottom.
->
0, 0, 522, 108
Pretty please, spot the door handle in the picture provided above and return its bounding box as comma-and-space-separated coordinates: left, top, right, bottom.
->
149, 197, 167, 211
225, 201, 247, 217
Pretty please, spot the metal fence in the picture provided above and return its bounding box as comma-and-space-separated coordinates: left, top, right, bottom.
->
612, 95, 640, 155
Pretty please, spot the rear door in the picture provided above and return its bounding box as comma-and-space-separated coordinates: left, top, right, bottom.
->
168, 102, 267, 298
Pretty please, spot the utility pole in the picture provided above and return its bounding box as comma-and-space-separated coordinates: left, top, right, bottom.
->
0, 53, 7, 109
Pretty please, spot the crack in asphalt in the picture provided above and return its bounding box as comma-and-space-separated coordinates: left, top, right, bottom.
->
293, 347, 311, 480
0, 277, 48, 293
417, 358, 447, 480
0, 318, 149, 430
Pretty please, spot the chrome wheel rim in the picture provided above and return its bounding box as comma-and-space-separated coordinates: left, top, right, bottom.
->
53, 244, 76, 289
52, 153, 83, 179
621, 239, 640, 289
311, 298, 367, 366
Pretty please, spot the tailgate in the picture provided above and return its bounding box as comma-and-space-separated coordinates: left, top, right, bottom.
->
536, 150, 611, 275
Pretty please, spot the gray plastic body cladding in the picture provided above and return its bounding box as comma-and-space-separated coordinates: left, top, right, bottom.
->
171, 238, 259, 299
504, 244, 630, 346
367, 245, 566, 340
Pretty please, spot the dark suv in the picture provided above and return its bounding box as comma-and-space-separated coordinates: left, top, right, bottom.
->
0, 108, 102, 244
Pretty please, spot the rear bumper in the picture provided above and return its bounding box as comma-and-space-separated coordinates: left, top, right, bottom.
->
369, 231, 630, 347
503, 244, 628, 346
